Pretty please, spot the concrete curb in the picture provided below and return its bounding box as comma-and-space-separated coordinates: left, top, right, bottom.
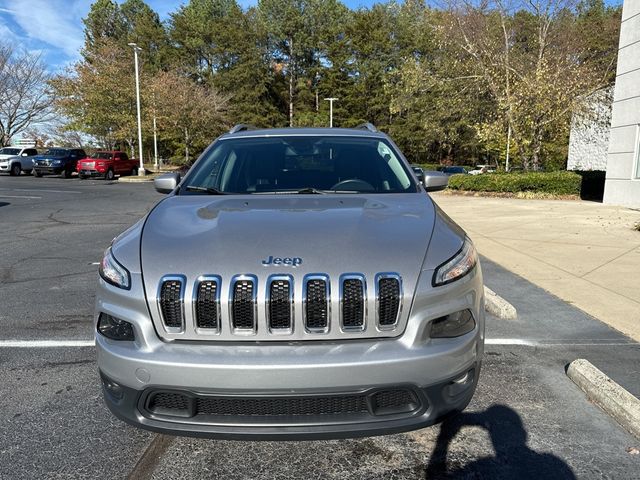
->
117, 175, 159, 183
484, 286, 517, 319
567, 359, 640, 440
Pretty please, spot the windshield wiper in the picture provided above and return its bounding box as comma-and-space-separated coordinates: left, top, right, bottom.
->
184, 185, 226, 195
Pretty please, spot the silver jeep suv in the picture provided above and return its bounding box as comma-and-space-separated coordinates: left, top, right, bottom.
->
96, 125, 484, 440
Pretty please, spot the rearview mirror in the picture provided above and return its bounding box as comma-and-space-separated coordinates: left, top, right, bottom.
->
422, 171, 449, 192
154, 172, 180, 194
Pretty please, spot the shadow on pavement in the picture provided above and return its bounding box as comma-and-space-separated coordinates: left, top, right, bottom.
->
425, 405, 576, 479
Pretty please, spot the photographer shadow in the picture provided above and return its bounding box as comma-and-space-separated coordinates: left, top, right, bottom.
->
425, 405, 576, 479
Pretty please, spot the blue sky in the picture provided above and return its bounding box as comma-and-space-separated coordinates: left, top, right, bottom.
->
0, 0, 623, 72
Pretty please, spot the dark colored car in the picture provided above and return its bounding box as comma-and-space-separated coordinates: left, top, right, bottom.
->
33, 148, 87, 178
439, 166, 469, 176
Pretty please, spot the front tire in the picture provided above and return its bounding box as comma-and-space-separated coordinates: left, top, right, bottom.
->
34, 170, 43, 177
10, 164, 21, 176
105, 169, 115, 181
130, 167, 138, 176
63, 168, 73, 179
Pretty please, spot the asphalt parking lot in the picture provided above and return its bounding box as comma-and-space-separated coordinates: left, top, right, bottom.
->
1, 175, 638, 479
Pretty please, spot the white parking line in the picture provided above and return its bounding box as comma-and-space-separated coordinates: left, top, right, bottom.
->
0, 194, 41, 199
0, 188, 82, 194
486, 338, 537, 346
0, 340, 94, 348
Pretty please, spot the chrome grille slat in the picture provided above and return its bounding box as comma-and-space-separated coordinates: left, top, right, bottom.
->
158, 276, 185, 331
340, 274, 366, 331
267, 275, 293, 332
195, 276, 221, 331
377, 274, 402, 328
230, 276, 257, 333
304, 275, 330, 333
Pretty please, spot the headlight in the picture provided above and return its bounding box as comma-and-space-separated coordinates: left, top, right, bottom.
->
432, 238, 477, 287
99, 247, 131, 290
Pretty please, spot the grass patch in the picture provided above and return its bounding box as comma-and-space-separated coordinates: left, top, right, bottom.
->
447, 171, 582, 196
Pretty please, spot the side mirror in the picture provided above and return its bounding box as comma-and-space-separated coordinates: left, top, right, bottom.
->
154, 172, 180, 194
422, 171, 449, 192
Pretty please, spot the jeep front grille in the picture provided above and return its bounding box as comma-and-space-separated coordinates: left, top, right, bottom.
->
304, 275, 330, 332
231, 276, 257, 332
154, 272, 404, 340
195, 277, 220, 330
159, 277, 184, 330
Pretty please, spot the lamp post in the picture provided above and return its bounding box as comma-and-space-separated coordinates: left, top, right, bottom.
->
324, 97, 338, 128
128, 42, 145, 176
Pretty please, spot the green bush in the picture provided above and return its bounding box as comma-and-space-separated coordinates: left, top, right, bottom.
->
415, 163, 441, 171
447, 171, 582, 195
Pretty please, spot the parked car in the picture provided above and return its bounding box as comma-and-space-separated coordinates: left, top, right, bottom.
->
468, 164, 496, 175
0, 146, 39, 176
440, 166, 469, 176
33, 148, 87, 178
410, 164, 425, 185
77, 151, 139, 180
95, 124, 484, 440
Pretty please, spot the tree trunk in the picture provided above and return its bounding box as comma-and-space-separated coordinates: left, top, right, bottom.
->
184, 127, 190, 164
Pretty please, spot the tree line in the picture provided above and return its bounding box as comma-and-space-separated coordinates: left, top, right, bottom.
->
6, 0, 623, 170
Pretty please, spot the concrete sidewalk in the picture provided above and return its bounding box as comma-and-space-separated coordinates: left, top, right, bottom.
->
432, 192, 640, 341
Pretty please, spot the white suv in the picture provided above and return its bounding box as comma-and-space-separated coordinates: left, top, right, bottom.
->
0, 146, 39, 176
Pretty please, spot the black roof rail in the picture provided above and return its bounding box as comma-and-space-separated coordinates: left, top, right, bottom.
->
354, 122, 378, 133
228, 124, 258, 134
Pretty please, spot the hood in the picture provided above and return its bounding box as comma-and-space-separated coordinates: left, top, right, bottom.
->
0, 154, 18, 161
140, 194, 435, 298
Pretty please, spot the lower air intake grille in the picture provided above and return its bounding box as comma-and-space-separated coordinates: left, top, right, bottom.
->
232, 279, 255, 330
195, 395, 369, 417
378, 277, 400, 326
269, 279, 292, 330
305, 278, 328, 330
342, 278, 364, 329
144, 387, 422, 421
195, 280, 219, 329
159, 279, 183, 328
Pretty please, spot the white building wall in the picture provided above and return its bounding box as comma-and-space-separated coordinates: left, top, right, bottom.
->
603, 0, 640, 207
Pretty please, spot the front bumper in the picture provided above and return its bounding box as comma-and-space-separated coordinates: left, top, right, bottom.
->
78, 169, 105, 177
100, 363, 480, 440
95, 263, 484, 439
34, 166, 63, 174
0, 162, 10, 171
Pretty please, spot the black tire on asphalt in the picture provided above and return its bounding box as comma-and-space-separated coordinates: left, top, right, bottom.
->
79, 174, 86, 180
64, 168, 73, 179
105, 169, 115, 181
10, 164, 21, 176
34, 170, 43, 177
130, 167, 138, 176
25, 169, 33, 176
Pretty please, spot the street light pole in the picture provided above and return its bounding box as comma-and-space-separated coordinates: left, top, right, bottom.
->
324, 97, 338, 128
128, 43, 145, 176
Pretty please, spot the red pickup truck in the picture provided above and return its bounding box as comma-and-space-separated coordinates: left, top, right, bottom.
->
77, 151, 139, 180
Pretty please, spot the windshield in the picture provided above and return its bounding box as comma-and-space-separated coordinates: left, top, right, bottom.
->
181, 136, 416, 195
43, 149, 68, 157
92, 152, 113, 160
0, 148, 21, 155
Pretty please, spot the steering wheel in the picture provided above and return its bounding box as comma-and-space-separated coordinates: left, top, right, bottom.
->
330, 178, 375, 191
